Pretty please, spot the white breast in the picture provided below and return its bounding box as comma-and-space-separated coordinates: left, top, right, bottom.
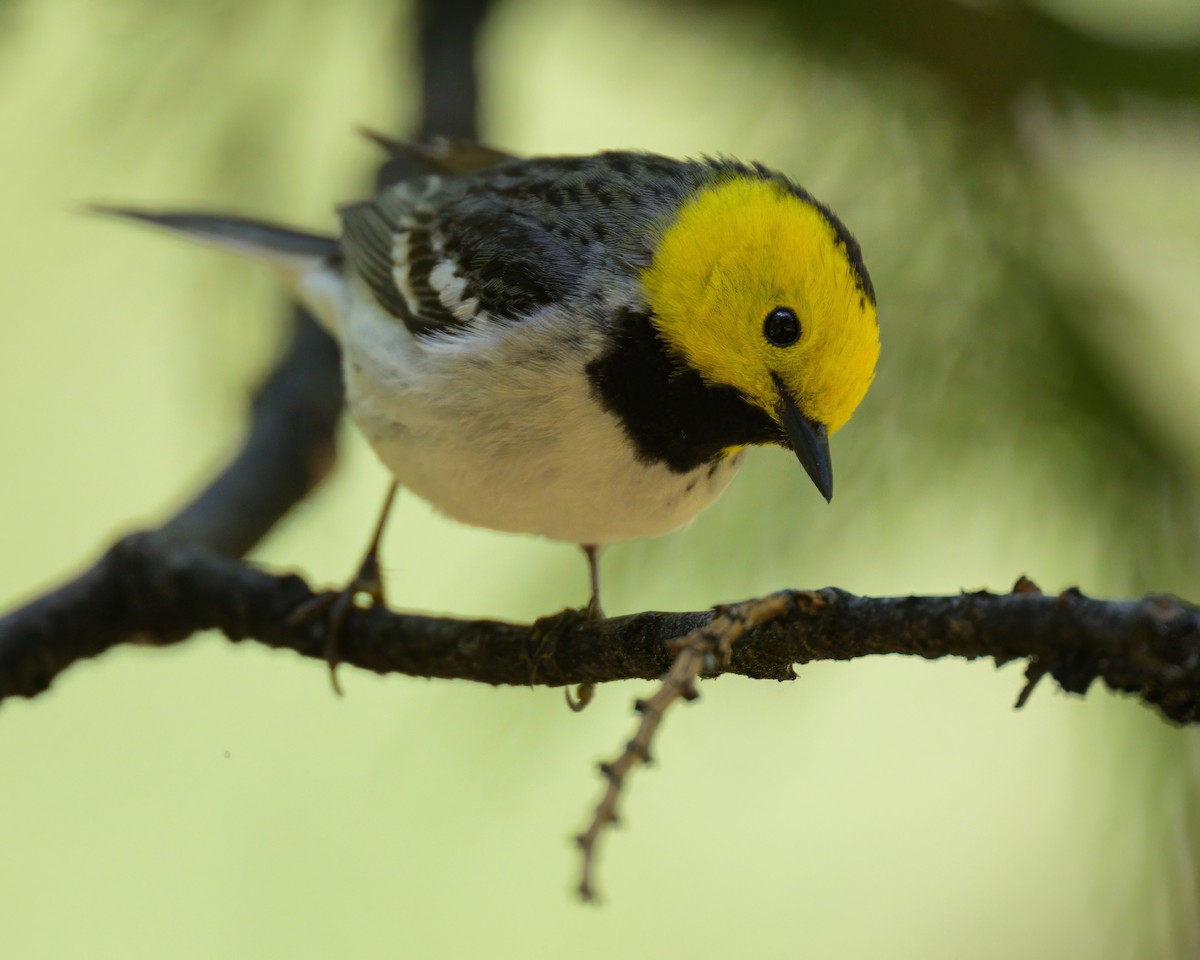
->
336, 291, 743, 545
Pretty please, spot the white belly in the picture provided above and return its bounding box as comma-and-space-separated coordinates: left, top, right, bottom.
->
338, 296, 743, 545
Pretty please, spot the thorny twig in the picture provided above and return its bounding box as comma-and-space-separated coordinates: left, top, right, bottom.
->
574, 591, 822, 902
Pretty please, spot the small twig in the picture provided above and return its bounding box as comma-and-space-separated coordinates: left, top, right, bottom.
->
573, 591, 807, 902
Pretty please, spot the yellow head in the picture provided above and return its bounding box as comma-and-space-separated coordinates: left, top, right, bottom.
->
641, 174, 879, 499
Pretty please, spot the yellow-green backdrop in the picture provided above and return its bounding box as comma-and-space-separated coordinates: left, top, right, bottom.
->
2, 1, 1200, 957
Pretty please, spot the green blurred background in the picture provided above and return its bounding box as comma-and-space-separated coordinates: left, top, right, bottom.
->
2, 0, 1200, 956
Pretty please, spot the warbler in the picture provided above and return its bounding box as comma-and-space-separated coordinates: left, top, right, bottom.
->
100, 138, 879, 628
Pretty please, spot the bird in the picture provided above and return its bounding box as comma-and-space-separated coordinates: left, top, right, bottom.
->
97, 136, 879, 697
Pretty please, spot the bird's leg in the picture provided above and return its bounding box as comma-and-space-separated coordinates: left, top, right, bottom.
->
529, 544, 606, 710
565, 544, 603, 711
582, 543, 604, 620
288, 481, 400, 695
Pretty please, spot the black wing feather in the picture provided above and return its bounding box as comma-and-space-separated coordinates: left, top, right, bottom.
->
438, 208, 583, 322
339, 201, 415, 325
339, 193, 588, 337
339, 153, 675, 338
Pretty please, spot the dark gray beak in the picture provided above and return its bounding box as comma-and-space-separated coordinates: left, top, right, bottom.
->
778, 391, 833, 503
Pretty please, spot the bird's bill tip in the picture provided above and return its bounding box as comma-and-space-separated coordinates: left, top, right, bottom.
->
778, 395, 833, 502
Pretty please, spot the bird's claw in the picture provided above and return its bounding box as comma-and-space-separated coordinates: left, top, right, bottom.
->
565, 682, 595, 712
288, 553, 387, 696
530, 603, 605, 712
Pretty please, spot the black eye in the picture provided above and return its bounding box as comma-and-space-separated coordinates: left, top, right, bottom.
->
763, 306, 801, 347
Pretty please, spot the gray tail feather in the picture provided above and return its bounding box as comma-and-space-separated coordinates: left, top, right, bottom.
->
89, 206, 340, 264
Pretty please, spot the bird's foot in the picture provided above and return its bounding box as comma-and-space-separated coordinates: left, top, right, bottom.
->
288, 549, 387, 696
530, 603, 604, 712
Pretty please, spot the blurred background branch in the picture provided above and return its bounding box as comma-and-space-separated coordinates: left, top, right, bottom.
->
690, 0, 1200, 112
173, 0, 496, 554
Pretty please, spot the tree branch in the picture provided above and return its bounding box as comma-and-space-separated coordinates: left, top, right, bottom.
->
2, 534, 1198, 724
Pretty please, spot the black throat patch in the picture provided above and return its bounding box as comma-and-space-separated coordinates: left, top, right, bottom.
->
586, 308, 783, 473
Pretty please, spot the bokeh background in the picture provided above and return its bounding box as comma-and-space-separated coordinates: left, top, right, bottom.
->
2, 0, 1200, 957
